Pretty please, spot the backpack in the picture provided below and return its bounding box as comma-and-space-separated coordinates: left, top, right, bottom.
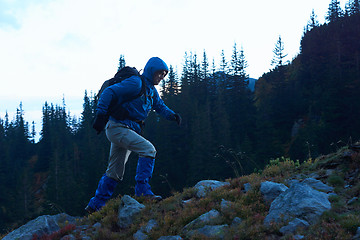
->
95, 66, 147, 120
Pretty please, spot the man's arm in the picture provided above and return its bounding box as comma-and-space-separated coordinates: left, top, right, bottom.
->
152, 88, 181, 125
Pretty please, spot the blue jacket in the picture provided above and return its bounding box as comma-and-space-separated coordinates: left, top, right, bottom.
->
97, 57, 175, 133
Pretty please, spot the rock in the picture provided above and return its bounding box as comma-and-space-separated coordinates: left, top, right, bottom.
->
286, 179, 300, 186
142, 219, 158, 233
353, 227, 360, 240
157, 236, 183, 240
264, 182, 331, 226
194, 180, 230, 198
181, 199, 193, 206
243, 183, 252, 193
260, 181, 288, 203
294, 235, 305, 240
118, 195, 145, 228
60, 234, 76, 240
231, 217, 242, 227
279, 218, 310, 235
133, 230, 149, 240
2, 213, 76, 240
182, 209, 223, 232
302, 178, 334, 193
134, 219, 159, 240
347, 197, 358, 205
186, 224, 229, 239
220, 199, 233, 213
92, 222, 101, 230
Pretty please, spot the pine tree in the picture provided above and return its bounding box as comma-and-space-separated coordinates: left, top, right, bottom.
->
347, 0, 360, 15
326, 0, 344, 22
271, 35, 288, 67
118, 54, 126, 71
201, 50, 210, 82
306, 9, 320, 31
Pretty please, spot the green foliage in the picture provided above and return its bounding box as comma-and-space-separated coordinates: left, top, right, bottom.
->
328, 174, 345, 187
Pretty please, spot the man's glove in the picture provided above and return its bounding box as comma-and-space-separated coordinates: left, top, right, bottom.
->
172, 113, 182, 126
92, 114, 109, 134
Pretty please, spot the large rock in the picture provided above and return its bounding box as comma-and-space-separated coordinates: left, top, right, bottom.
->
133, 219, 159, 240
182, 209, 223, 232
302, 178, 334, 193
118, 195, 145, 228
260, 181, 288, 203
3, 213, 76, 240
279, 218, 310, 235
186, 224, 229, 239
194, 180, 230, 198
264, 182, 331, 226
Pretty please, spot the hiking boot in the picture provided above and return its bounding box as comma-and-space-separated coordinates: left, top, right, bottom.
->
85, 205, 96, 214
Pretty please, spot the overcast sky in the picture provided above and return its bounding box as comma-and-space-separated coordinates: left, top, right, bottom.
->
0, 0, 342, 137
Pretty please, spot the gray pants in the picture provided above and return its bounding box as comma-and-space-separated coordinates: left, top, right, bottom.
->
105, 120, 156, 181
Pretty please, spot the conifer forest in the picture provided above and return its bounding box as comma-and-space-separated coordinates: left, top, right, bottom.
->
1, 1, 360, 233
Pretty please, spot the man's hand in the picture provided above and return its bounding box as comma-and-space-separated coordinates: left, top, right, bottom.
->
92, 114, 109, 134
172, 113, 182, 126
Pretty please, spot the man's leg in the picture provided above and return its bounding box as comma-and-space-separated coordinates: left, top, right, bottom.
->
86, 122, 131, 213
86, 173, 118, 213
134, 157, 162, 200
105, 121, 161, 199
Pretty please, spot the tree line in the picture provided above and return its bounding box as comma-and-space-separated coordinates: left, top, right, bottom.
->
1, 0, 359, 234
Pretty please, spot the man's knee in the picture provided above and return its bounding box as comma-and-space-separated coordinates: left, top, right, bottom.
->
142, 144, 156, 158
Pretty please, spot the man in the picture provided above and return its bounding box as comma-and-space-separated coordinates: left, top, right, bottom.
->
85, 57, 181, 213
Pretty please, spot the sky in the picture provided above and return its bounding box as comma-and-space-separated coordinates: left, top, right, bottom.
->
0, 0, 343, 139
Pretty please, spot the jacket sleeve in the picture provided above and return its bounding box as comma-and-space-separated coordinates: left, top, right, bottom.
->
96, 76, 142, 115
152, 88, 175, 120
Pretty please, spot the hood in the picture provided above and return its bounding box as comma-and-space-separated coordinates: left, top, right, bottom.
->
142, 57, 169, 84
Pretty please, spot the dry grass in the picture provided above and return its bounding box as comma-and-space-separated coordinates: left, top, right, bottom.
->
72, 146, 360, 239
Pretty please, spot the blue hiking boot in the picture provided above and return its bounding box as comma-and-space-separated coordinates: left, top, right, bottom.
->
135, 157, 162, 201
86, 174, 118, 213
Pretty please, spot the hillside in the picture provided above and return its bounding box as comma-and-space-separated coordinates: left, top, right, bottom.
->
2, 144, 360, 240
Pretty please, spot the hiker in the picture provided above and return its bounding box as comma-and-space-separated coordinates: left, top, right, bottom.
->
85, 57, 181, 213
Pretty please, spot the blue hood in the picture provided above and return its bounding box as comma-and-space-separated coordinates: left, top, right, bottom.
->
142, 57, 169, 84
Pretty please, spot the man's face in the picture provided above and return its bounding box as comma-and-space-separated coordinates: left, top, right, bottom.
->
153, 70, 167, 85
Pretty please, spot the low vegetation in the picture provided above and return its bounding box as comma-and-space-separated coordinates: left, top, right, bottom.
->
65, 145, 360, 240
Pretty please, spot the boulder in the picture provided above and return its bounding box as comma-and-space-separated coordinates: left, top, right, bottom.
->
182, 209, 223, 232
2, 213, 76, 240
186, 224, 229, 239
264, 182, 331, 226
133, 219, 159, 240
194, 180, 230, 198
353, 227, 360, 240
220, 199, 233, 213
279, 218, 310, 235
243, 183, 252, 193
118, 195, 145, 228
302, 178, 334, 193
260, 181, 288, 203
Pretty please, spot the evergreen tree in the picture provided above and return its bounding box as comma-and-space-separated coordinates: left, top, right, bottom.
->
271, 35, 288, 67
306, 9, 320, 31
201, 50, 210, 82
347, 0, 360, 15
118, 54, 126, 71
326, 0, 344, 22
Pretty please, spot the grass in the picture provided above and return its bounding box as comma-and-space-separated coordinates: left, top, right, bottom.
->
21, 145, 360, 240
